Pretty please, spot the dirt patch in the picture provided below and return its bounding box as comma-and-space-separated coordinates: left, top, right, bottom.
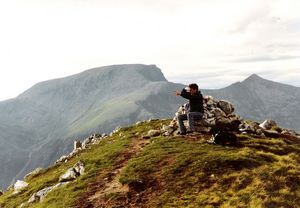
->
73, 137, 151, 208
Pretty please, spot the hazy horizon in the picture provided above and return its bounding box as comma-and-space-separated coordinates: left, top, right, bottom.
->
0, 65, 299, 102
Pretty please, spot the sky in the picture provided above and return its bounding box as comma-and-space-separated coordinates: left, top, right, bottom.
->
0, 0, 299, 101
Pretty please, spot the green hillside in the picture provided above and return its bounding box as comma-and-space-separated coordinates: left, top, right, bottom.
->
1, 119, 300, 208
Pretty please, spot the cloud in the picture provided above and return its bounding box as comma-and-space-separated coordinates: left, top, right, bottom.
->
0, 0, 300, 100
228, 2, 271, 34
230, 55, 300, 63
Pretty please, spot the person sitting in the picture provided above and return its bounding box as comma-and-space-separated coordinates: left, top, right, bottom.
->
175, 83, 204, 135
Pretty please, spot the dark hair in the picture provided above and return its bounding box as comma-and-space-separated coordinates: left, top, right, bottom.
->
189, 83, 198, 91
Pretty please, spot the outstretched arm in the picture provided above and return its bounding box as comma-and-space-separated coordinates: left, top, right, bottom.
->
174, 91, 181, 96
180, 88, 192, 99
174, 88, 191, 99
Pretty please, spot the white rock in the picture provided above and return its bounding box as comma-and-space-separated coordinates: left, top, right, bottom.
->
73, 140, 82, 151
14, 180, 28, 192
59, 168, 78, 182
59, 161, 84, 182
259, 119, 277, 130
136, 121, 142, 125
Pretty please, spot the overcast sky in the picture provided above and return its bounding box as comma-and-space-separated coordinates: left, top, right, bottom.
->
0, 0, 299, 101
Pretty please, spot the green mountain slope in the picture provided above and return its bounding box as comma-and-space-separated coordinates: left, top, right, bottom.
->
0, 64, 184, 189
1, 120, 300, 208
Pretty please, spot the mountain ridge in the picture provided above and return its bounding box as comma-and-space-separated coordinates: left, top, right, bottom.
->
0, 64, 183, 189
0, 64, 299, 190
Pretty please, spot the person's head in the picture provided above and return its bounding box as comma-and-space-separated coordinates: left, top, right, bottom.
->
188, 83, 199, 95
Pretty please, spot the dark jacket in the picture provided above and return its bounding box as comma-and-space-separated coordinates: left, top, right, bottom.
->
180, 88, 204, 113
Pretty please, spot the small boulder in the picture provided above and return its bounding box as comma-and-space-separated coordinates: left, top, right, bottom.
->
28, 182, 69, 203
14, 180, 28, 191
28, 186, 53, 203
281, 129, 298, 136
205, 95, 216, 105
147, 130, 161, 137
55, 155, 69, 164
59, 161, 85, 182
73, 140, 82, 151
135, 121, 142, 125
211, 108, 226, 119
59, 168, 78, 182
161, 125, 175, 134
24, 168, 43, 180
259, 119, 277, 130
13, 180, 28, 194
217, 100, 234, 115
262, 129, 280, 138
0, 189, 3, 196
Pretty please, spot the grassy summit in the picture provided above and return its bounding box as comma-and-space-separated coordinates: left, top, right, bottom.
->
1, 119, 300, 208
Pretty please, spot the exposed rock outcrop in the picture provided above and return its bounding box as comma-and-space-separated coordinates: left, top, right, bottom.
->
20, 161, 85, 206
28, 182, 70, 204
59, 161, 85, 182
24, 168, 43, 180
13, 180, 28, 194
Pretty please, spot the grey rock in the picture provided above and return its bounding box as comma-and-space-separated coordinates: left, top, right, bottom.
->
259, 119, 277, 130
59, 168, 78, 182
73, 140, 82, 151
147, 130, 161, 137
263, 129, 280, 138
211, 108, 226, 119
59, 161, 84, 182
161, 125, 175, 134
218, 100, 234, 115
281, 129, 298, 136
55, 155, 69, 164
28, 182, 69, 203
24, 168, 43, 180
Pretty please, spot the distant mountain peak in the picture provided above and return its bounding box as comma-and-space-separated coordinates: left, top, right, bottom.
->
243, 74, 264, 82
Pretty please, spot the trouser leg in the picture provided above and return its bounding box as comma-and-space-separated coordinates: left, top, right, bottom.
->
187, 112, 203, 132
177, 114, 187, 134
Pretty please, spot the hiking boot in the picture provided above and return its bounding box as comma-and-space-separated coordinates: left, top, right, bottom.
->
186, 129, 193, 134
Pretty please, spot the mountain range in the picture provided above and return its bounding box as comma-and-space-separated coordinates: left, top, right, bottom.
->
0, 64, 299, 189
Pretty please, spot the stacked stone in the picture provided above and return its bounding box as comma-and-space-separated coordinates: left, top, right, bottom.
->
163, 95, 241, 135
